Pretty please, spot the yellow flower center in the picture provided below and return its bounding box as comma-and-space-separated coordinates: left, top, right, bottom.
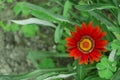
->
78, 36, 94, 54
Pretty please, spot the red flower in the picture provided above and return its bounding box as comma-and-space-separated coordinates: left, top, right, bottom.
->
66, 22, 107, 65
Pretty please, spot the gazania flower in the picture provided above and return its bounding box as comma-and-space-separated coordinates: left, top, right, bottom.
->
66, 21, 107, 65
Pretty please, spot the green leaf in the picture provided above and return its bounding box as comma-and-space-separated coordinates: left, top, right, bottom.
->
28, 50, 68, 68
108, 27, 120, 34
88, 11, 115, 26
57, 44, 65, 52
111, 40, 120, 56
44, 73, 75, 80
117, 49, 120, 55
21, 24, 39, 37
7, 0, 13, 3
39, 58, 55, 68
36, 72, 56, 80
111, 40, 120, 49
11, 24, 19, 32
118, 10, 120, 25
31, 9, 58, 23
11, 18, 56, 28
96, 57, 117, 79
13, 3, 22, 16
75, 4, 117, 11
63, 0, 72, 17
2, 24, 11, 31
98, 69, 113, 79
54, 25, 63, 43
111, 69, 120, 80
85, 76, 108, 80
28, 50, 68, 59
108, 49, 116, 62
13, 3, 29, 16
22, 2, 71, 23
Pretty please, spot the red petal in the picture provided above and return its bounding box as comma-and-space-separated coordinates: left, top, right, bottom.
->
66, 37, 77, 47
74, 50, 82, 60
82, 22, 87, 28
79, 55, 84, 64
69, 49, 77, 57
84, 54, 89, 65
69, 49, 81, 59
66, 37, 75, 42
74, 26, 84, 41
88, 21, 92, 28
91, 26, 102, 39
87, 21, 93, 35
93, 49, 102, 57
95, 40, 107, 49
90, 50, 99, 62
89, 54, 94, 63
71, 31, 76, 37
75, 25, 81, 32
66, 47, 76, 52
97, 32, 106, 39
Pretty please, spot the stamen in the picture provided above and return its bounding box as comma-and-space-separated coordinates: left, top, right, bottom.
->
78, 36, 94, 54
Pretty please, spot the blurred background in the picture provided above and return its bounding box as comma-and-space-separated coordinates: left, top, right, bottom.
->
0, 0, 120, 80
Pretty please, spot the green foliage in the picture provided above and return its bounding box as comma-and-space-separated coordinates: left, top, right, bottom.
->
39, 58, 55, 68
0, 21, 19, 32
75, 4, 116, 11
111, 40, 120, 49
6, 0, 13, 3
28, 50, 68, 68
85, 75, 108, 80
21, 24, 39, 37
11, 24, 19, 32
112, 69, 120, 80
111, 40, 120, 55
96, 57, 117, 79
54, 25, 63, 43
56, 40, 66, 53
63, 0, 72, 17
117, 10, 120, 25
13, 2, 30, 16
2, 0, 120, 79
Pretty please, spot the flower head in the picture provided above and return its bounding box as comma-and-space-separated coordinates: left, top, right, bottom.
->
66, 22, 107, 65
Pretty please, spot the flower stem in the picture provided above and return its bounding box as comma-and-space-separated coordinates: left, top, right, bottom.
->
76, 60, 85, 80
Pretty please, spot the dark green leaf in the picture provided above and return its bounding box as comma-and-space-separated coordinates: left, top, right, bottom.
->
22, 2, 70, 23
108, 27, 120, 33
118, 10, 120, 25
85, 75, 108, 80
88, 11, 115, 26
112, 68, 120, 80
75, 4, 117, 11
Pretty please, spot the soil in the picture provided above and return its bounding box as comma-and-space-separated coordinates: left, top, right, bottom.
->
0, 27, 54, 75
0, 0, 55, 76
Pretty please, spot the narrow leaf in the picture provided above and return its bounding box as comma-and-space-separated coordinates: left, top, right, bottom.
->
54, 25, 63, 43
11, 18, 56, 28
75, 4, 117, 11
63, 0, 72, 17
118, 10, 120, 25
